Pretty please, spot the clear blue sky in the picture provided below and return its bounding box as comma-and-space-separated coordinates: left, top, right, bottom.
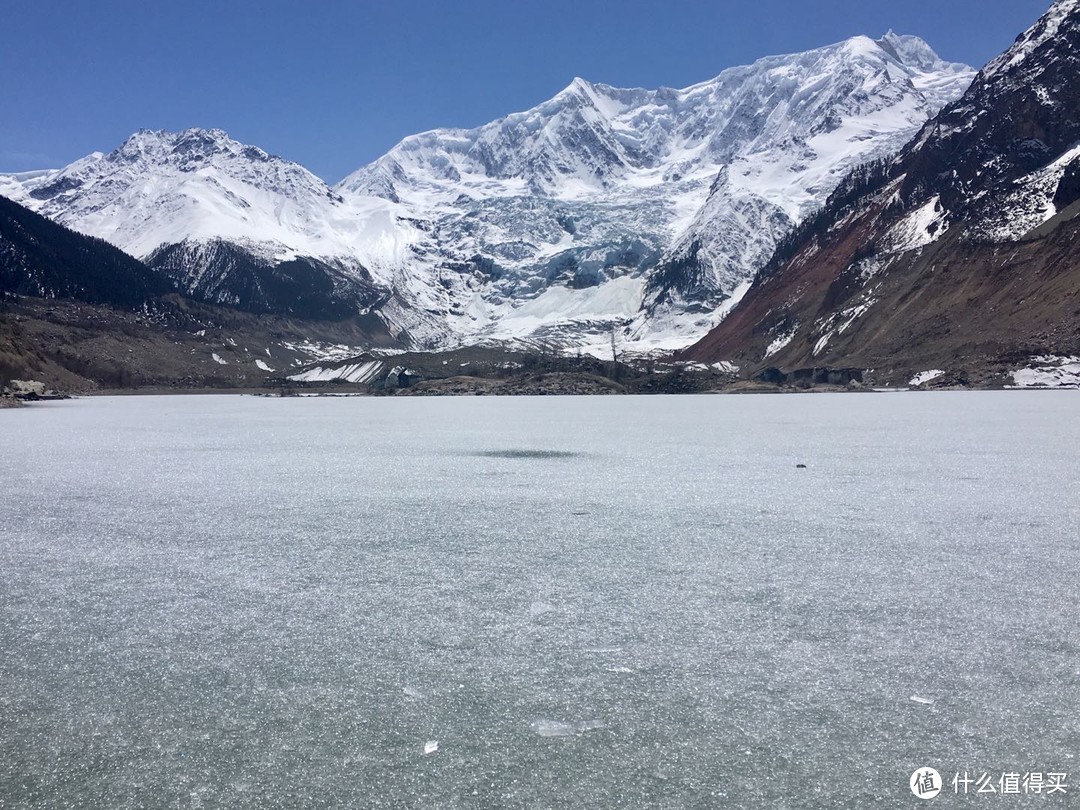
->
0, 0, 1052, 182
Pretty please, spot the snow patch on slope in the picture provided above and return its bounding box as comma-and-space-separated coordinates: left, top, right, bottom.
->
764, 327, 798, 359
884, 195, 949, 252
971, 145, 1080, 242
288, 360, 385, 384
909, 369, 945, 387
1009, 355, 1080, 388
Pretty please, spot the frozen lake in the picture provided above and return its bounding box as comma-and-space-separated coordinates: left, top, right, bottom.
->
1, 392, 1077, 808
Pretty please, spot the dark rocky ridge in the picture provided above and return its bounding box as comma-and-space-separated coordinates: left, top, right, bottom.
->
683, 0, 1080, 384
147, 239, 389, 321
0, 194, 173, 307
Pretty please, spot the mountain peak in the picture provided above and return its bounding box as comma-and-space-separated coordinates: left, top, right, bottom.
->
119, 127, 234, 150
874, 31, 955, 72
108, 128, 280, 169
555, 76, 603, 103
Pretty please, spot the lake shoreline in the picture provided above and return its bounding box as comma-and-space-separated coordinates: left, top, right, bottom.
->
7, 381, 1066, 402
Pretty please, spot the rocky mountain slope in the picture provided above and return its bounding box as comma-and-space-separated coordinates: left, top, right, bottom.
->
683, 0, 1080, 388
0, 194, 402, 392
1, 36, 973, 354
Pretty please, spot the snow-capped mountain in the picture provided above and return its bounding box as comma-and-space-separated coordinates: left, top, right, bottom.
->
0, 129, 432, 323
1, 34, 973, 351
683, 0, 1080, 385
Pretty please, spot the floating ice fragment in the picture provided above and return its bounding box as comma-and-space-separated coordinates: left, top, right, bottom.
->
576, 720, 606, 733
403, 686, 425, 700
529, 601, 556, 617
424, 740, 439, 755
910, 695, 934, 705
531, 719, 605, 737
605, 666, 635, 674
531, 720, 577, 738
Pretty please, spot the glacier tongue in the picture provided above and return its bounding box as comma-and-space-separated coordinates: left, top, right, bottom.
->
1, 34, 974, 354
338, 32, 974, 353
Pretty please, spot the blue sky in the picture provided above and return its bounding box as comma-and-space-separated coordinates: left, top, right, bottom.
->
0, 0, 1052, 181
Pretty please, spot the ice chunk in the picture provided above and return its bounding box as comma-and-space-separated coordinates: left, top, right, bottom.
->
531, 720, 578, 738
576, 720, 606, 733
424, 740, 439, 755
531, 719, 606, 737
529, 601, 556, 617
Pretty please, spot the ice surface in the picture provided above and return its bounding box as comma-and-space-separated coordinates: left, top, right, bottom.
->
1, 393, 1078, 807
531, 719, 605, 738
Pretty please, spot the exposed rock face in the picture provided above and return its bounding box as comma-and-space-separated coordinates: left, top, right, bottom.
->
2, 379, 67, 400
683, 0, 1080, 385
